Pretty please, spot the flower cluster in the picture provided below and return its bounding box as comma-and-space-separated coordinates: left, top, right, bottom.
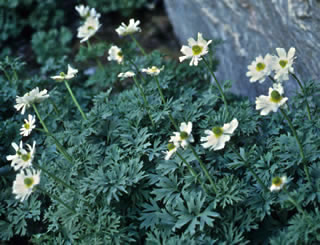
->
76, 4, 101, 43
164, 119, 239, 160
247, 47, 296, 116
247, 47, 296, 84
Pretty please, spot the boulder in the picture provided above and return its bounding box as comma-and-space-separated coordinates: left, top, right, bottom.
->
164, 0, 320, 99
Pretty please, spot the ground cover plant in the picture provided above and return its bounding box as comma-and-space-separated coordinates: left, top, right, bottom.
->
1, 3, 320, 245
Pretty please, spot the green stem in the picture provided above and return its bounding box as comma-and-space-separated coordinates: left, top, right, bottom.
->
32, 104, 49, 133
12, 69, 18, 81
37, 186, 94, 228
33, 162, 76, 192
49, 98, 60, 115
176, 151, 209, 194
87, 40, 91, 50
268, 75, 277, 84
64, 81, 87, 120
279, 108, 311, 184
290, 73, 312, 120
203, 57, 229, 113
130, 35, 147, 56
189, 145, 218, 194
154, 76, 178, 130
132, 76, 155, 127
282, 187, 306, 216
32, 105, 74, 164
126, 57, 148, 85
230, 145, 269, 192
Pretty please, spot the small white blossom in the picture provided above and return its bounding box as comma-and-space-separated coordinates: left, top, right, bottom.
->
164, 142, 178, 160
6, 141, 36, 171
246, 54, 274, 83
272, 47, 295, 82
115, 19, 141, 37
75, 5, 100, 19
14, 87, 49, 114
201, 119, 238, 151
77, 16, 101, 43
141, 66, 164, 76
179, 32, 212, 66
171, 122, 194, 149
118, 71, 135, 78
51, 64, 78, 81
270, 176, 287, 192
255, 83, 288, 116
108, 46, 124, 64
20, 114, 36, 137
13, 168, 40, 202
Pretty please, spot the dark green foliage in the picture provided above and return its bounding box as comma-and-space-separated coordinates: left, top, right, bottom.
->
1, 2, 320, 244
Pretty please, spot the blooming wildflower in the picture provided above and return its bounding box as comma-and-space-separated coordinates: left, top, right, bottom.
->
179, 32, 212, 66
272, 47, 295, 82
20, 114, 36, 137
201, 119, 238, 151
108, 46, 124, 64
14, 87, 49, 114
118, 71, 135, 78
51, 64, 78, 81
6, 141, 36, 171
141, 66, 164, 76
115, 19, 141, 36
171, 122, 194, 149
13, 168, 40, 202
270, 176, 287, 192
75, 5, 100, 19
255, 83, 288, 116
246, 54, 274, 83
77, 16, 101, 43
164, 142, 178, 160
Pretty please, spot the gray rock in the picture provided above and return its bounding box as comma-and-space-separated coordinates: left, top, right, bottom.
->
164, 0, 320, 99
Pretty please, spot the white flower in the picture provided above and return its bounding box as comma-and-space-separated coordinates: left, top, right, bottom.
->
6, 141, 36, 171
115, 19, 141, 37
141, 66, 164, 76
20, 114, 36, 137
77, 16, 101, 43
255, 83, 288, 116
108, 46, 124, 64
270, 176, 287, 192
75, 5, 100, 19
171, 122, 194, 149
164, 142, 178, 160
201, 119, 238, 151
14, 87, 49, 114
246, 54, 274, 83
272, 47, 296, 82
13, 168, 40, 202
179, 32, 212, 66
51, 64, 78, 81
118, 71, 135, 78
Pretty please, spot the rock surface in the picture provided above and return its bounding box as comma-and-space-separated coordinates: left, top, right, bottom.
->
164, 0, 320, 99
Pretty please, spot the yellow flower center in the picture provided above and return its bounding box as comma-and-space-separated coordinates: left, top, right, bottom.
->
24, 123, 30, 129
270, 90, 282, 103
256, 62, 265, 72
24, 177, 34, 188
192, 45, 203, 55
21, 153, 31, 162
279, 60, 288, 68
180, 131, 188, 140
272, 177, 282, 187
118, 51, 123, 57
60, 72, 66, 77
167, 143, 175, 151
212, 127, 223, 137
151, 66, 158, 73
87, 26, 94, 30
